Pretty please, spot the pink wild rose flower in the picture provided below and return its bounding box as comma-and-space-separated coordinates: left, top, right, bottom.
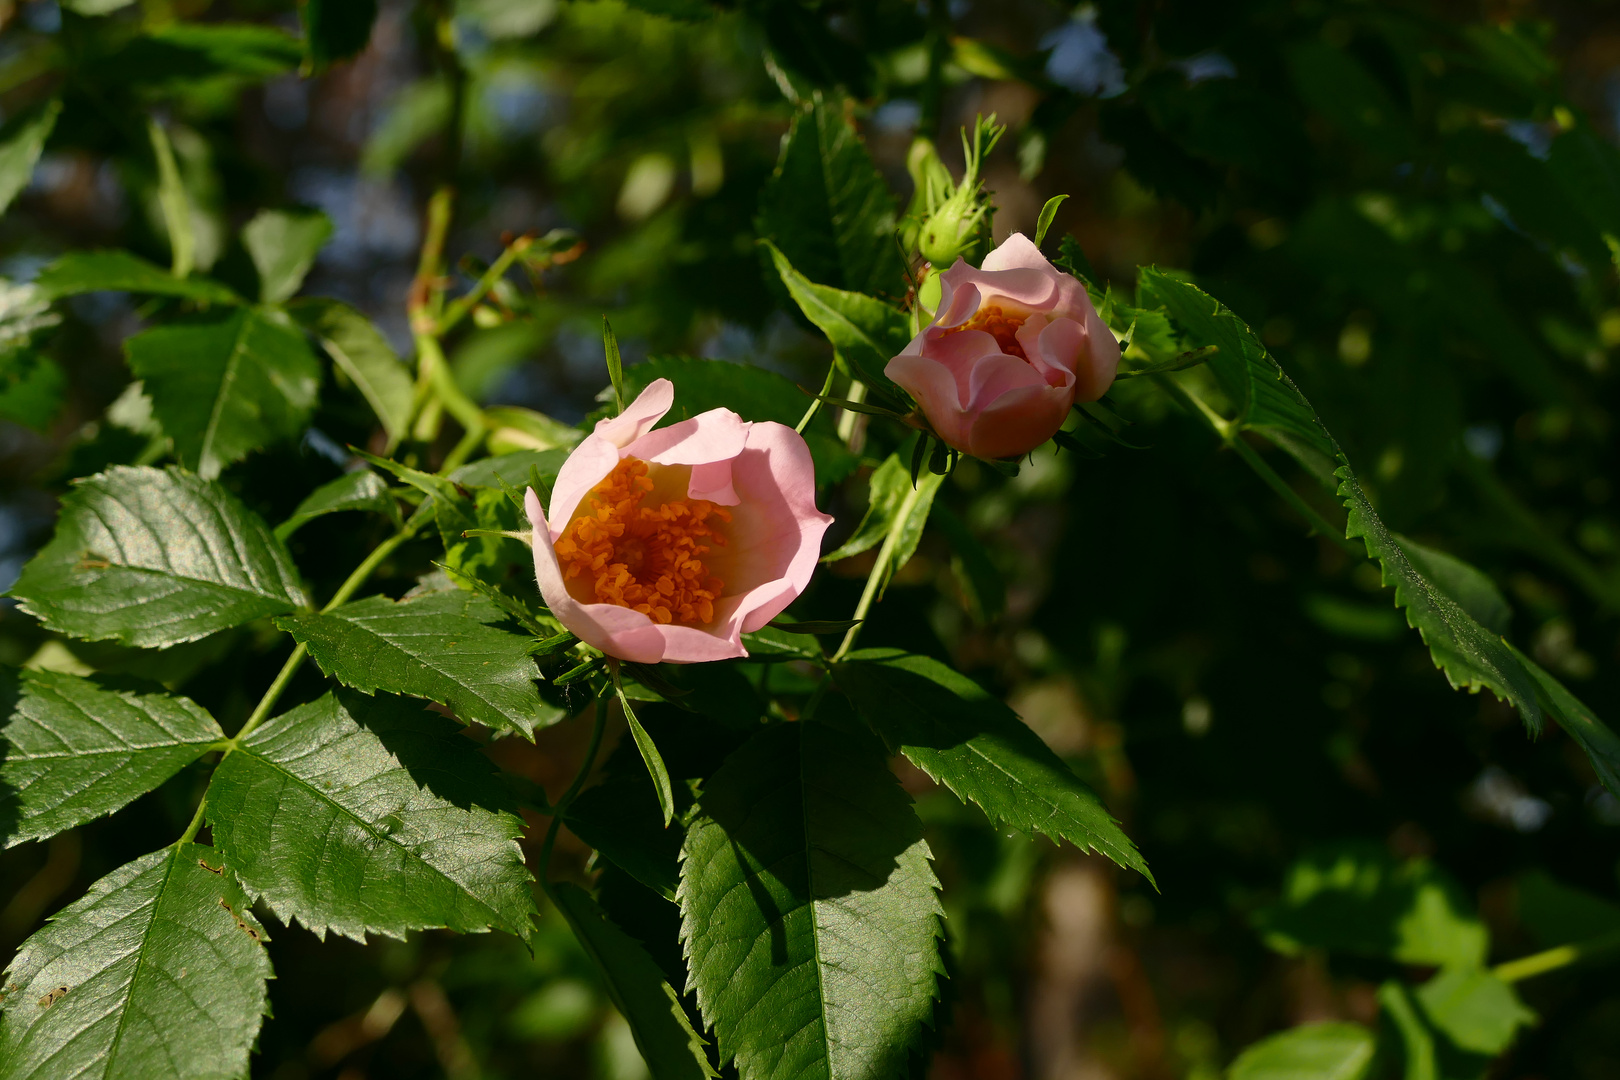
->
886, 232, 1121, 460
525, 378, 833, 664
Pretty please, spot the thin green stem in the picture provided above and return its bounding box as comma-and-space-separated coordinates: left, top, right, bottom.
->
1153, 373, 1358, 555
833, 476, 926, 661
176, 794, 208, 846
436, 236, 532, 338
537, 692, 611, 891
1493, 929, 1620, 983
796, 360, 838, 434
233, 524, 417, 745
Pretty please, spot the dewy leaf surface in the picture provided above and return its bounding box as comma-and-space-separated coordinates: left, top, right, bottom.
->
679, 719, 943, 1080
286, 298, 415, 441
8, 465, 308, 648
552, 882, 715, 1080
835, 650, 1150, 881
206, 691, 536, 943
0, 669, 223, 848
276, 589, 546, 736
0, 843, 271, 1080
126, 306, 321, 478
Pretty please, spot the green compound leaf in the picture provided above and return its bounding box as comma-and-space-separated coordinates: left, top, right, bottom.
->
679, 719, 943, 1080
1227, 1022, 1376, 1080
241, 208, 333, 304
206, 691, 536, 943
276, 589, 547, 737
0, 99, 61, 219
0, 843, 271, 1080
552, 883, 716, 1080
757, 94, 906, 299
765, 241, 909, 397
287, 298, 415, 443
126, 306, 322, 479
9, 465, 308, 648
34, 250, 241, 305
275, 469, 399, 541
0, 669, 223, 848
835, 650, 1150, 881
1254, 842, 1488, 969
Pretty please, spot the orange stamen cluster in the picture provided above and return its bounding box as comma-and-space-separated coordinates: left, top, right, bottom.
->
555, 457, 730, 626
944, 303, 1028, 359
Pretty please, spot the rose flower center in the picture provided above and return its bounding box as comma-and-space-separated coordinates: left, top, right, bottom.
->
554, 457, 731, 626
945, 304, 1028, 360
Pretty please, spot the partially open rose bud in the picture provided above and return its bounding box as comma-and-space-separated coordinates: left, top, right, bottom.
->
886, 233, 1120, 460
526, 378, 832, 664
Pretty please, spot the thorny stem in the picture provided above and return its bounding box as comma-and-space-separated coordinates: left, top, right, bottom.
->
833, 471, 927, 661
537, 692, 611, 893
1153, 373, 1359, 555
1493, 929, 1620, 983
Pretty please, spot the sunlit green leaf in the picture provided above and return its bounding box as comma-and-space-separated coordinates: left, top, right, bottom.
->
757, 94, 906, 298
0, 843, 271, 1080
1227, 1022, 1376, 1080
9, 466, 308, 648
680, 717, 943, 1080
0, 669, 223, 848
34, 250, 241, 305
1255, 843, 1488, 969
126, 307, 322, 479
242, 209, 333, 304
206, 691, 536, 942
276, 589, 549, 736
835, 650, 1150, 880
0, 99, 61, 219
1415, 968, 1534, 1056
287, 298, 415, 443
765, 241, 909, 396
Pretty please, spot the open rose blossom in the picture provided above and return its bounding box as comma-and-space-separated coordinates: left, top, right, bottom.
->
887, 232, 1121, 460
525, 378, 833, 664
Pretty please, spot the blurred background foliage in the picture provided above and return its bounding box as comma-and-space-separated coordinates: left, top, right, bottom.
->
2, 0, 1620, 1077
